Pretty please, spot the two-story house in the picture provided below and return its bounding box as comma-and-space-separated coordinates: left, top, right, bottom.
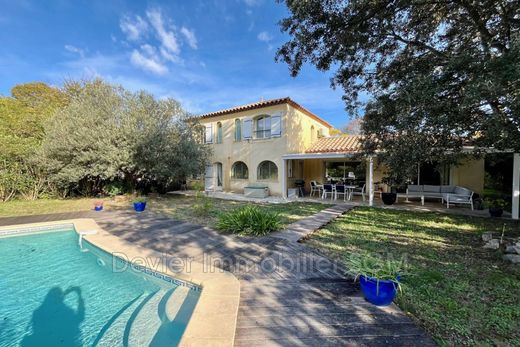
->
199, 97, 332, 195
198, 97, 520, 220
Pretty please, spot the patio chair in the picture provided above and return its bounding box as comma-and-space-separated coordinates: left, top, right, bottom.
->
351, 184, 365, 201
443, 187, 474, 210
335, 185, 347, 201
310, 181, 323, 197
322, 184, 334, 200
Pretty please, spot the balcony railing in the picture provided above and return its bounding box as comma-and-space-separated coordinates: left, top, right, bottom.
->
254, 129, 271, 139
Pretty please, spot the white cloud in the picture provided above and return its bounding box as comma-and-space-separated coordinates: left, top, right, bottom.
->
120, 15, 148, 41
257, 31, 272, 42
146, 8, 180, 55
180, 27, 198, 49
64, 45, 85, 58
130, 49, 168, 75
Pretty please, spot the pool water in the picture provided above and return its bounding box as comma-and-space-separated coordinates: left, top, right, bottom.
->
0, 227, 200, 347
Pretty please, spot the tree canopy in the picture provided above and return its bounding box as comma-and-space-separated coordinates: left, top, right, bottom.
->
0, 79, 209, 200
277, 0, 520, 181
43, 79, 209, 196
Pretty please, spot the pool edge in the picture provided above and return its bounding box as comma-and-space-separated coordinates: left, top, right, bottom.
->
0, 219, 240, 347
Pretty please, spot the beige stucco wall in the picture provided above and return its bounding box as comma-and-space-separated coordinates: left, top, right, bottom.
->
450, 158, 485, 194
199, 103, 331, 196
286, 107, 331, 153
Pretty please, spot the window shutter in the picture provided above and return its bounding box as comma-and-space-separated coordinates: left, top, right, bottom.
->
271, 113, 281, 137
243, 118, 252, 139
205, 124, 213, 143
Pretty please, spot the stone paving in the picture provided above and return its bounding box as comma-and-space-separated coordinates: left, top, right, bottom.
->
0, 206, 436, 346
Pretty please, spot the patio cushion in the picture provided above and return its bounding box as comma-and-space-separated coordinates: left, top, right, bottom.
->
423, 185, 441, 193
454, 186, 472, 196
407, 185, 423, 193
440, 185, 456, 193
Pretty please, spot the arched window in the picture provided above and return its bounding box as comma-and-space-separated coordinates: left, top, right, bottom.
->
255, 115, 271, 139
234, 119, 241, 141
216, 122, 223, 143
231, 161, 248, 179
257, 161, 278, 181
311, 125, 315, 142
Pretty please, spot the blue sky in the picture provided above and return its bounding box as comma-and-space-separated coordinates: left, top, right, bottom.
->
0, 0, 349, 128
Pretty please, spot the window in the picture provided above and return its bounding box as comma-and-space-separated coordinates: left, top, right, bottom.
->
216, 122, 223, 144
234, 119, 241, 141
257, 161, 278, 181
255, 116, 271, 139
204, 124, 213, 144
231, 161, 248, 179
311, 125, 316, 142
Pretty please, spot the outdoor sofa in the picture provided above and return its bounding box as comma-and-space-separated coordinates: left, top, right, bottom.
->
405, 185, 474, 210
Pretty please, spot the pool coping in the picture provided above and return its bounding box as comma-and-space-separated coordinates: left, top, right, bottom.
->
0, 218, 240, 347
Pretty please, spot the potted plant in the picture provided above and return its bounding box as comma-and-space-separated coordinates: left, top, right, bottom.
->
133, 197, 147, 212
485, 198, 507, 217
346, 253, 405, 306
381, 177, 398, 205
94, 200, 104, 211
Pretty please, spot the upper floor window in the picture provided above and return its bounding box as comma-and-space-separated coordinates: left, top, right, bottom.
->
231, 161, 248, 179
204, 124, 213, 144
253, 114, 281, 139
257, 161, 278, 181
311, 125, 316, 142
234, 119, 241, 141
216, 122, 223, 144
255, 116, 271, 139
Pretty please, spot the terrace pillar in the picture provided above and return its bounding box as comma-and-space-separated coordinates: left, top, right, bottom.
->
282, 158, 287, 199
368, 156, 374, 206
513, 153, 520, 220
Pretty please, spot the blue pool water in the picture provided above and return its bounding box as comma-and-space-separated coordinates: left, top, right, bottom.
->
0, 227, 200, 347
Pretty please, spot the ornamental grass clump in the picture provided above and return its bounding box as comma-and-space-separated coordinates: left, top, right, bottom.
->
216, 205, 282, 236
346, 252, 407, 286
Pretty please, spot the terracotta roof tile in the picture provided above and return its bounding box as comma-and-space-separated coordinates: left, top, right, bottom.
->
306, 135, 363, 153
198, 97, 332, 128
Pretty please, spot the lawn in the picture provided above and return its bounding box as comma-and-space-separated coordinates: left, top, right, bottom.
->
149, 194, 330, 228
0, 194, 330, 229
0, 197, 130, 216
305, 207, 520, 346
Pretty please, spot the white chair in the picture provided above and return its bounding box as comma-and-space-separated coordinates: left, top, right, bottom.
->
351, 184, 365, 201
322, 184, 334, 200
310, 181, 323, 197
335, 185, 347, 201
443, 189, 474, 210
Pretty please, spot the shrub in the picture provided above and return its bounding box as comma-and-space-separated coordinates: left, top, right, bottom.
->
216, 205, 282, 236
345, 252, 407, 285
192, 191, 213, 216
133, 197, 147, 203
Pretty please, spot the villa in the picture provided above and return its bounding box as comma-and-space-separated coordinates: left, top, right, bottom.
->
199, 97, 520, 219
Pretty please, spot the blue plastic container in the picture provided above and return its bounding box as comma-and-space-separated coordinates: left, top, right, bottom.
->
94, 206, 103, 211
133, 201, 146, 212
359, 275, 399, 306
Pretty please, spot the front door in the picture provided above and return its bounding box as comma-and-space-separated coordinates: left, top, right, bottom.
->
205, 163, 223, 191
205, 165, 214, 191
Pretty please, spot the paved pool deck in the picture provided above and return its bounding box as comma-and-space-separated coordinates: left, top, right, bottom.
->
0, 207, 435, 346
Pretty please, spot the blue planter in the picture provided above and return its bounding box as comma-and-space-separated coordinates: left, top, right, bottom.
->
359, 275, 399, 306
133, 201, 146, 212
94, 206, 103, 211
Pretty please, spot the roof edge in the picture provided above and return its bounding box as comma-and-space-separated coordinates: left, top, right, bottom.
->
198, 97, 333, 129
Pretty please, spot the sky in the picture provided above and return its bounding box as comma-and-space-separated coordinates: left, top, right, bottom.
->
0, 0, 349, 128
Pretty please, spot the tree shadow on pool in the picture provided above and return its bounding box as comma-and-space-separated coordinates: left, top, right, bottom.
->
21, 286, 85, 347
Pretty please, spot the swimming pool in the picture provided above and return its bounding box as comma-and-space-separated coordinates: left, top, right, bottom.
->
0, 225, 200, 347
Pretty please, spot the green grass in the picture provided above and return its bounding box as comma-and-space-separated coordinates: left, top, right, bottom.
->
150, 194, 330, 228
0, 197, 129, 217
0, 194, 330, 231
306, 207, 520, 346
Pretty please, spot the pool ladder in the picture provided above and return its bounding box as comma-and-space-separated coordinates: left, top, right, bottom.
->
78, 229, 98, 252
